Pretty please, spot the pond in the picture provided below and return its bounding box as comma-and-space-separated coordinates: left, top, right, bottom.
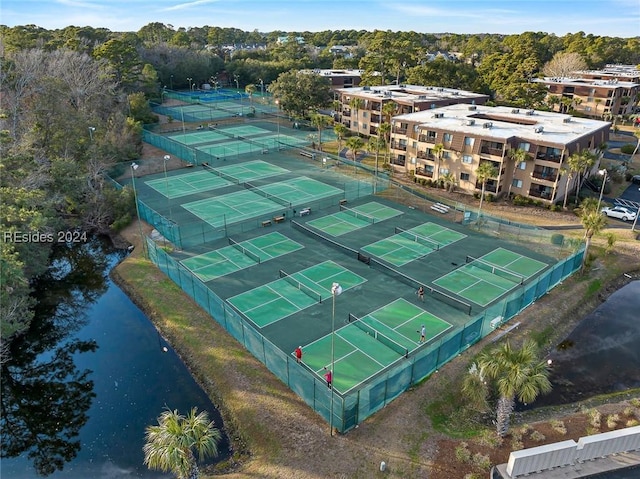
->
1, 238, 230, 478
529, 280, 640, 409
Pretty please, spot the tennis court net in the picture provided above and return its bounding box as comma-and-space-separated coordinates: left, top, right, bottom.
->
369, 257, 472, 315
395, 227, 440, 251
339, 205, 376, 224
278, 270, 322, 303
236, 134, 269, 151
466, 256, 525, 285
228, 237, 261, 264
348, 314, 408, 358
243, 182, 291, 207
202, 163, 239, 184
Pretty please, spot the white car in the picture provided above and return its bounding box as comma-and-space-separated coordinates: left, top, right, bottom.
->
601, 206, 637, 221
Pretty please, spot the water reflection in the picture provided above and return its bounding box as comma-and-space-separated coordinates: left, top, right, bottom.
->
1, 238, 229, 478
530, 280, 640, 409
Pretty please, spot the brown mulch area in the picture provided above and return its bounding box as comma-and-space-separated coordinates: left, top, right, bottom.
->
115, 143, 640, 479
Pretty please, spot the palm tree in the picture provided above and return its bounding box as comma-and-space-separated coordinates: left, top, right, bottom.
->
578, 198, 608, 271
475, 340, 552, 437
432, 143, 444, 182
367, 136, 386, 177
569, 150, 596, 205
143, 407, 221, 479
310, 113, 331, 151
334, 123, 348, 157
378, 122, 392, 168
441, 172, 457, 192
476, 162, 498, 217
507, 147, 529, 197
349, 97, 364, 133
346, 136, 365, 162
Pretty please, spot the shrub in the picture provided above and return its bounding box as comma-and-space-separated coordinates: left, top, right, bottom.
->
464, 474, 483, 479
472, 453, 492, 470
629, 398, 640, 408
626, 419, 639, 427
621, 143, 636, 154
530, 430, 546, 442
588, 409, 602, 428
455, 442, 472, 463
607, 414, 620, 429
550, 420, 567, 435
475, 430, 503, 448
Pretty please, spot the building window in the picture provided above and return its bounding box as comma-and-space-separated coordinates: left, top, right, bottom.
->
443, 133, 453, 142
512, 179, 523, 188
362, 124, 368, 130
440, 168, 449, 175
460, 172, 470, 181
518, 142, 530, 151
519, 161, 527, 170
585, 106, 592, 112
464, 136, 474, 146
462, 155, 473, 164
412, 141, 417, 148
353, 122, 358, 128
442, 151, 451, 160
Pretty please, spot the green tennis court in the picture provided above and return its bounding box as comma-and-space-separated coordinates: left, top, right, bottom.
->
248, 176, 343, 206
168, 130, 232, 146
306, 202, 404, 236
180, 232, 304, 282
212, 160, 289, 183
362, 222, 466, 266
227, 260, 367, 327
145, 170, 233, 199
299, 298, 452, 393
433, 248, 547, 306
182, 190, 287, 228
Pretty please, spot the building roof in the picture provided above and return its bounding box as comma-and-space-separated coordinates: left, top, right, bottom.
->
532, 77, 639, 89
308, 69, 364, 78
337, 84, 488, 104
393, 104, 611, 145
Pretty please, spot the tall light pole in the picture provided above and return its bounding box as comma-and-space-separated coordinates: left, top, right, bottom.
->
187, 77, 193, 91
275, 99, 280, 144
329, 282, 342, 436
596, 168, 608, 212
131, 162, 147, 258
88, 126, 95, 141
259, 78, 264, 97
163, 155, 172, 221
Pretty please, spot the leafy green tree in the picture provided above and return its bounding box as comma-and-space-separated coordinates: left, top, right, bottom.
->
472, 340, 552, 437
92, 35, 142, 90
267, 71, 332, 118
378, 122, 392, 167
143, 407, 221, 479
432, 143, 444, 182
441, 172, 457, 192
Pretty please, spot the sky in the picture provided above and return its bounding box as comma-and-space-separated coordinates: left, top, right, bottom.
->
1, 0, 639, 38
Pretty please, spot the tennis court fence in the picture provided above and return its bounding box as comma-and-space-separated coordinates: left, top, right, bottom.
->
466, 255, 525, 285
348, 313, 409, 358
278, 270, 323, 303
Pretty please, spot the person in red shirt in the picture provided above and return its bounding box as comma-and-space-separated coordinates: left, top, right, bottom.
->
324, 367, 332, 390
294, 346, 303, 363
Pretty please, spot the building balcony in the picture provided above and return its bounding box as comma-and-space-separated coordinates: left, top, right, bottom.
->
418, 135, 437, 143
342, 111, 351, 117
391, 157, 406, 167
535, 152, 563, 164
391, 143, 407, 151
476, 182, 498, 193
393, 127, 407, 135
480, 146, 504, 156
531, 170, 557, 182
415, 168, 434, 178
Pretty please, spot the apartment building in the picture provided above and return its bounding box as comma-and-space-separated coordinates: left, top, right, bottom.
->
389, 104, 610, 204
336, 85, 489, 137
306, 69, 364, 90
532, 75, 639, 119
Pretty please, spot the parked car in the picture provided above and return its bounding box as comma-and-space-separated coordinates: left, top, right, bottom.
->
601, 205, 637, 221
632, 175, 640, 185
